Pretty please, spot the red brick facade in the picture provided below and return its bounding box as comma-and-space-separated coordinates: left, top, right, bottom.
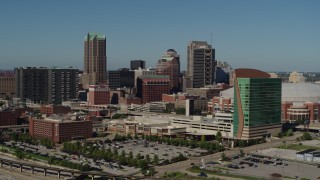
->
29, 118, 92, 143
40, 105, 71, 116
0, 110, 18, 126
137, 77, 170, 104
282, 101, 320, 123
88, 85, 110, 105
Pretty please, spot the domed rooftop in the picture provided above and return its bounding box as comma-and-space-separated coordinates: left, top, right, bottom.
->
167, 49, 177, 53
221, 83, 320, 103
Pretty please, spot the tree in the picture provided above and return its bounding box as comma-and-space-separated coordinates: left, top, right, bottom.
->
153, 154, 159, 165
201, 135, 206, 142
216, 131, 222, 143
303, 132, 313, 140
285, 129, 294, 136
221, 152, 227, 161
240, 149, 245, 157
145, 154, 150, 163
129, 151, 133, 159
15, 149, 25, 159
175, 108, 186, 115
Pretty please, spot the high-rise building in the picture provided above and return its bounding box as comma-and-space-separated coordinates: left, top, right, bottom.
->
108, 68, 135, 89
15, 67, 79, 104
130, 60, 145, 70
82, 33, 107, 89
156, 49, 181, 93
233, 68, 282, 139
187, 41, 216, 88
48, 68, 79, 104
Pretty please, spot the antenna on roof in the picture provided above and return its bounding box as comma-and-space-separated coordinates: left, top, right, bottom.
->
210, 32, 213, 47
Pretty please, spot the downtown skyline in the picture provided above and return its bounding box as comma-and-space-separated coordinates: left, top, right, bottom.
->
0, 0, 319, 72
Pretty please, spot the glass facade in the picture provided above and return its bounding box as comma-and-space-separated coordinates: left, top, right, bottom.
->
234, 78, 282, 137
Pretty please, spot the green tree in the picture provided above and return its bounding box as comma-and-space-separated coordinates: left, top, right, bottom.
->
153, 154, 159, 165
48, 156, 55, 164
15, 149, 25, 159
145, 154, 150, 163
285, 129, 294, 136
175, 108, 186, 115
129, 151, 133, 159
303, 132, 313, 140
221, 152, 227, 161
240, 149, 244, 157
216, 131, 222, 143
201, 135, 206, 142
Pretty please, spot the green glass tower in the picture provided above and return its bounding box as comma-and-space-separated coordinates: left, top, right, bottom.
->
233, 69, 282, 139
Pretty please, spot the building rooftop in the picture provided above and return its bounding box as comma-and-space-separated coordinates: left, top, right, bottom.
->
139, 75, 169, 79
85, 32, 106, 41
221, 82, 320, 102
296, 149, 317, 154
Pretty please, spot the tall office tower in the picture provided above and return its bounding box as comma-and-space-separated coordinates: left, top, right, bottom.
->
15, 67, 49, 103
156, 49, 181, 93
48, 67, 79, 104
130, 60, 145, 70
233, 68, 282, 139
15, 67, 79, 104
187, 41, 216, 88
82, 33, 107, 89
108, 68, 135, 89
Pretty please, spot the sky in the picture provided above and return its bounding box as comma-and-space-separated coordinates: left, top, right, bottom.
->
0, 0, 319, 72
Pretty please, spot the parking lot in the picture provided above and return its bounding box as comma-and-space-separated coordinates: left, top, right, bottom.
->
204, 154, 320, 179
115, 139, 208, 162
3, 138, 210, 176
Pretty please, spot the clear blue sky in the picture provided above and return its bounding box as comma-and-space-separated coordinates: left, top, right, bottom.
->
0, 0, 319, 72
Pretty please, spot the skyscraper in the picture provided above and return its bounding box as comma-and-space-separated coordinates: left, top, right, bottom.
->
186, 41, 216, 88
156, 49, 180, 93
233, 68, 282, 139
82, 33, 107, 89
15, 67, 79, 104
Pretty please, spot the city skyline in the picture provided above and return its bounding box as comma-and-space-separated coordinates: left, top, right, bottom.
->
0, 0, 319, 72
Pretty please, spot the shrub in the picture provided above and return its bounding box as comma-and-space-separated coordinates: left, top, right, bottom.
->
302, 132, 312, 140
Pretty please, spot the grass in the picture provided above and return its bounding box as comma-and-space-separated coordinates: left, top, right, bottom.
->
0, 144, 49, 161
277, 143, 320, 151
187, 166, 267, 180
162, 171, 220, 180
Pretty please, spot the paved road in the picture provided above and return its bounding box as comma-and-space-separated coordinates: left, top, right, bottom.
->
155, 133, 302, 177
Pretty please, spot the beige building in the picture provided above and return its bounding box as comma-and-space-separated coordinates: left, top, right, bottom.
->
0, 76, 15, 98
289, 71, 305, 83
269, 72, 278, 78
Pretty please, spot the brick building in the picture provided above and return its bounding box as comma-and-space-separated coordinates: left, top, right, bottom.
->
0, 109, 19, 126
282, 101, 320, 123
40, 105, 71, 116
29, 115, 92, 143
88, 85, 110, 105
136, 75, 170, 104
156, 49, 181, 93
208, 97, 232, 113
